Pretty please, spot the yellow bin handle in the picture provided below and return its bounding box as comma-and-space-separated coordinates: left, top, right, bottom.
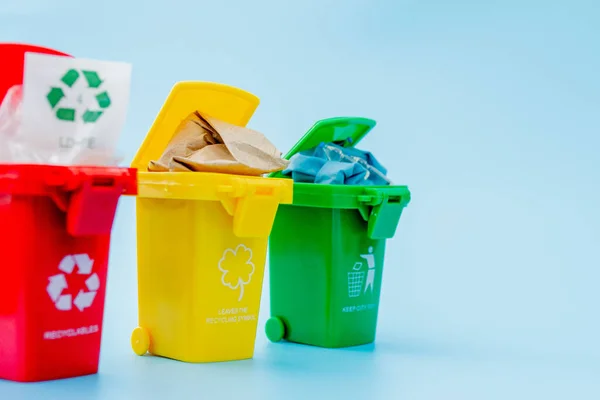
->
217, 177, 292, 238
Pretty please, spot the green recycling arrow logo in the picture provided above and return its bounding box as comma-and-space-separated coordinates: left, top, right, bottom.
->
46, 69, 111, 123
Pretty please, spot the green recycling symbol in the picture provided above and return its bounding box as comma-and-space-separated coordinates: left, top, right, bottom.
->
46, 69, 111, 123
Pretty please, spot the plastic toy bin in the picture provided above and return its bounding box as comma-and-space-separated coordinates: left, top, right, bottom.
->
0, 165, 137, 382
266, 117, 411, 348
130, 82, 293, 363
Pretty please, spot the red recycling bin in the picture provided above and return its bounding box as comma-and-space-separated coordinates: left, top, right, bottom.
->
0, 164, 137, 382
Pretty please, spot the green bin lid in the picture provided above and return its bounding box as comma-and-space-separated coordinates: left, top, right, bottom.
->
270, 116, 376, 179
283, 116, 376, 159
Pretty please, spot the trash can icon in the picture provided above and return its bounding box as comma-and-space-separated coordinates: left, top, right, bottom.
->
129, 82, 293, 363
347, 263, 365, 298
265, 117, 411, 348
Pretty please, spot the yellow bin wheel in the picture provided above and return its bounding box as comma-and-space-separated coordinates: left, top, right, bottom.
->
131, 326, 150, 356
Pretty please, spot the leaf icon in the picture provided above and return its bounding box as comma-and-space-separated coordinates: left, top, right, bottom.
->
218, 244, 255, 301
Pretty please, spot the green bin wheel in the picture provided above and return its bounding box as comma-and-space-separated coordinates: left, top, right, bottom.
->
265, 317, 286, 342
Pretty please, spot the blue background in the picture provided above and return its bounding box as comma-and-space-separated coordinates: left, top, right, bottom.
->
1, 0, 599, 398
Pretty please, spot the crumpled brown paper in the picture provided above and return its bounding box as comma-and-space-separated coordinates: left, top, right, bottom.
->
148, 111, 289, 175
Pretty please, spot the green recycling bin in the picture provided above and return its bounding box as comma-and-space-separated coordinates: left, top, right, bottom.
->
266, 117, 411, 348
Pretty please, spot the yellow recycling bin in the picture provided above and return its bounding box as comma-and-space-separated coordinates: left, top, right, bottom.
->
130, 82, 293, 363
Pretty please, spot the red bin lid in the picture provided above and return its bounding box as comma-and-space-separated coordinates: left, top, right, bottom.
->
0, 43, 72, 104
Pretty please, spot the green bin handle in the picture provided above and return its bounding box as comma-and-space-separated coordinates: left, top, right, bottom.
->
358, 187, 410, 239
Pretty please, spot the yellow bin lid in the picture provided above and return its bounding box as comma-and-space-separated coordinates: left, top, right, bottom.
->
131, 81, 260, 170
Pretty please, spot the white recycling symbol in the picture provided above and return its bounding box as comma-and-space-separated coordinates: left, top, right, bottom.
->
46, 254, 99, 312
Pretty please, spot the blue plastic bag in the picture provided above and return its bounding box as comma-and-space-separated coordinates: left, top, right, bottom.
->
282, 142, 390, 185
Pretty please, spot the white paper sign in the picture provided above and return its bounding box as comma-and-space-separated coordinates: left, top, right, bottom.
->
17, 52, 132, 165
